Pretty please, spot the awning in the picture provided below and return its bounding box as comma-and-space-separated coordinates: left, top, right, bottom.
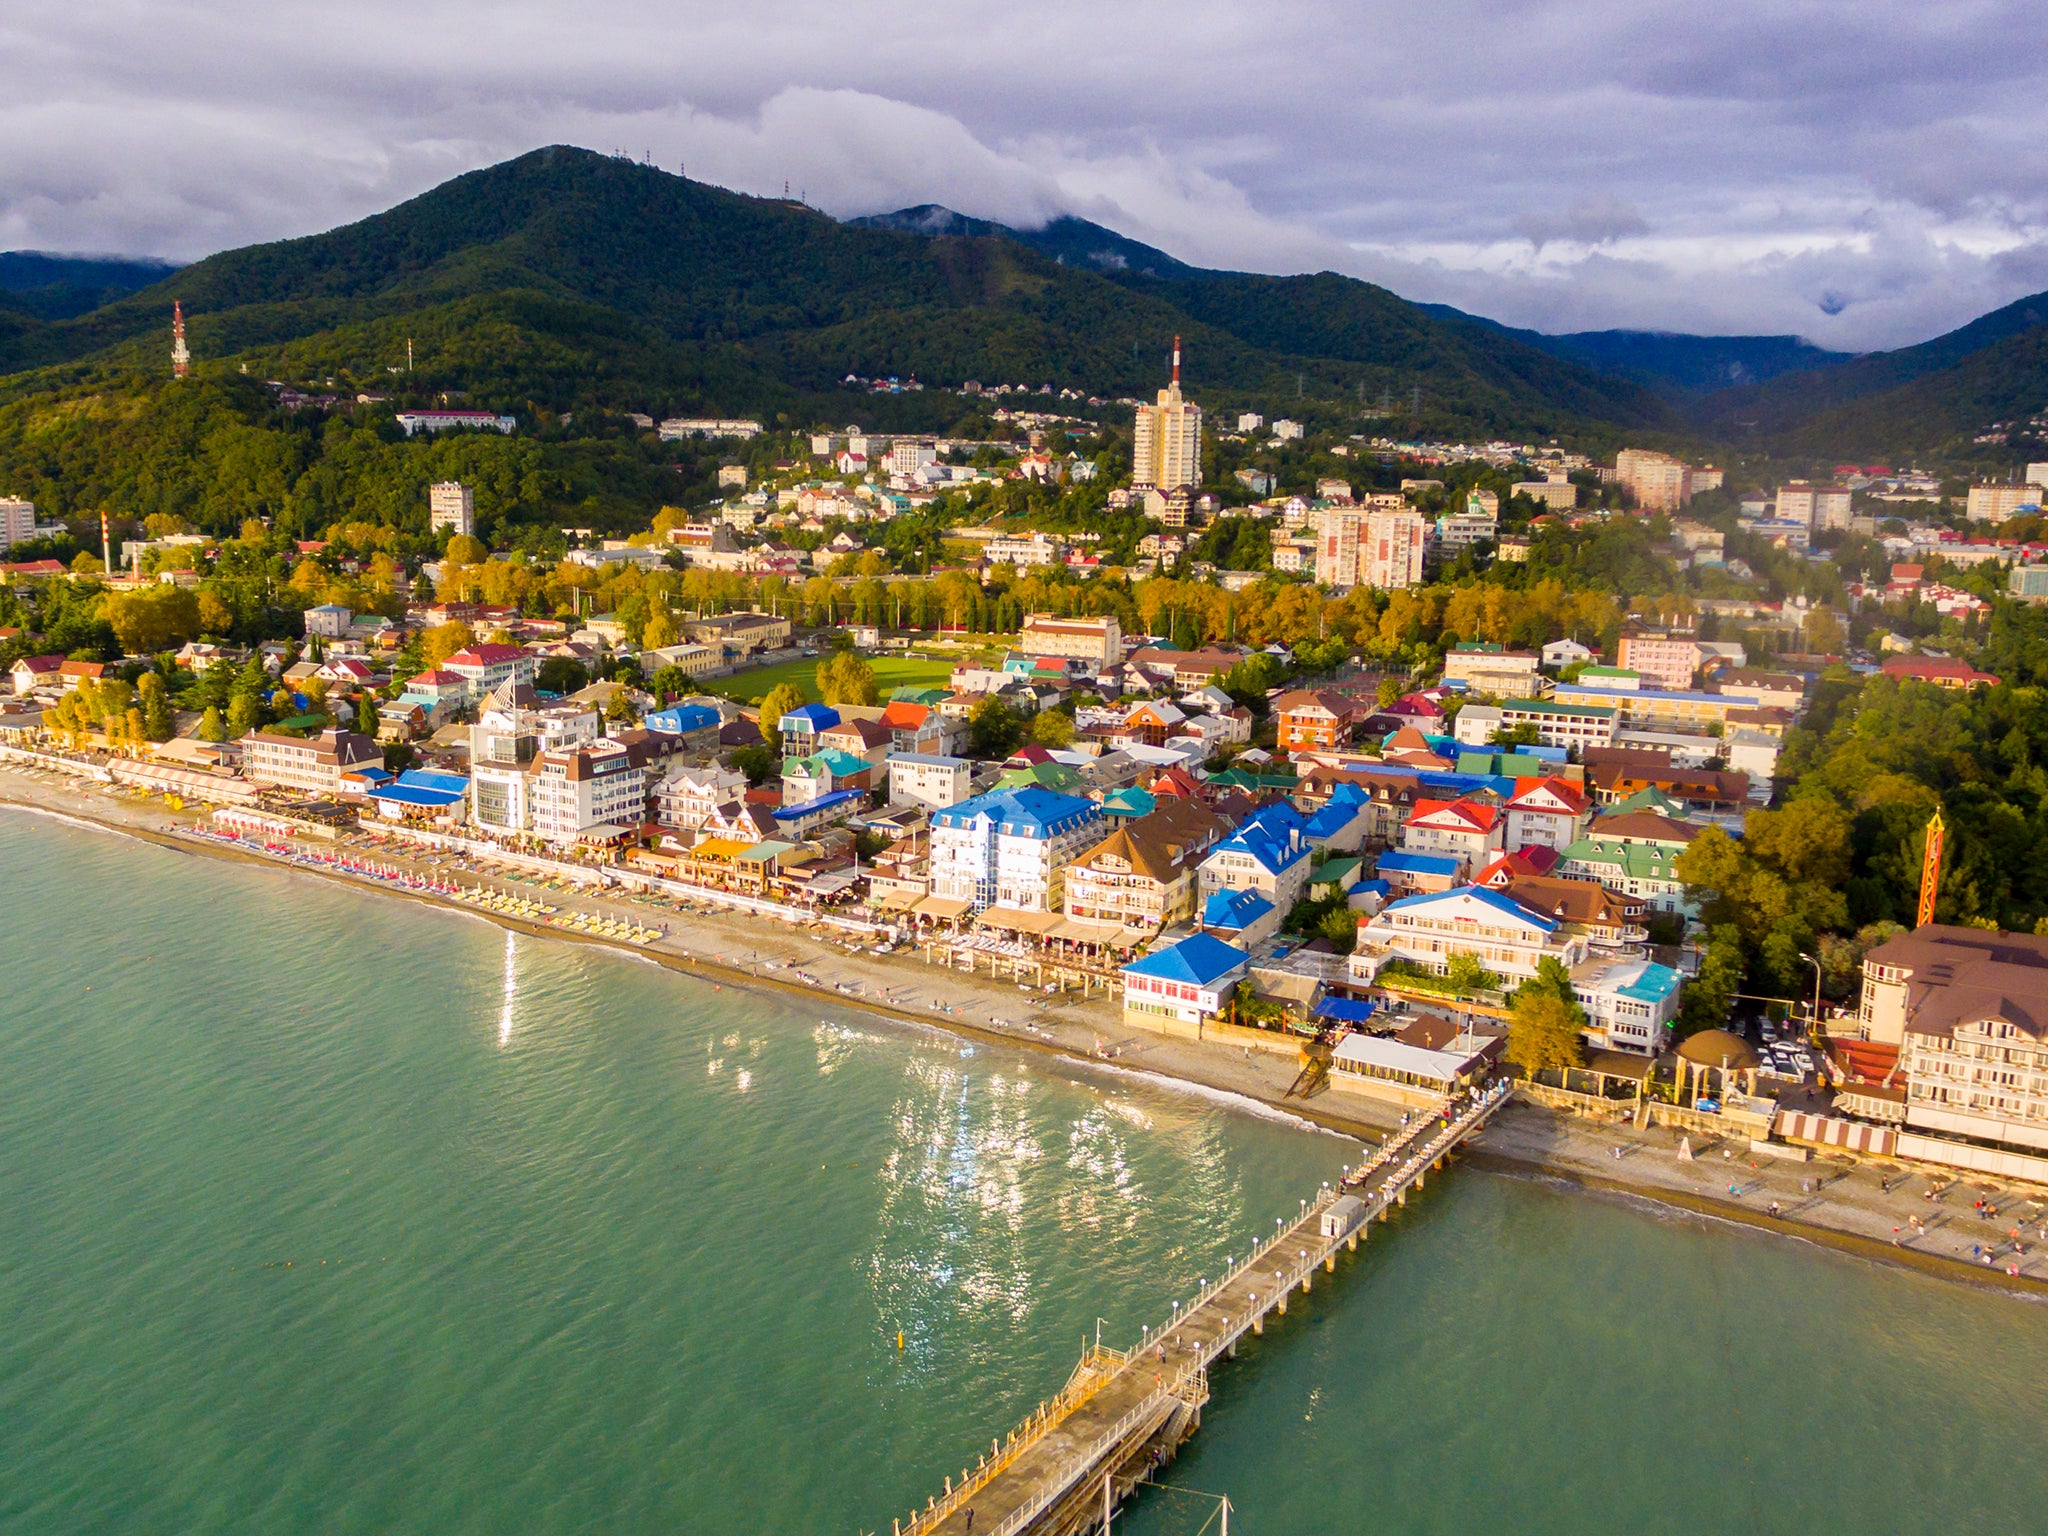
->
802, 869, 859, 896
872, 886, 924, 911
1315, 996, 1378, 1024
976, 907, 1062, 935
1052, 915, 1141, 946
913, 895, 974, 919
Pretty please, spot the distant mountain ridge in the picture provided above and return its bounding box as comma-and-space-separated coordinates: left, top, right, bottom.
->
1414, 306, 1855, 393
3, 153, 2045, 460
850, 206, 1202, 281
0, 149, 1669, 438
0, 251, 180, 321
858, 202, 2048, 455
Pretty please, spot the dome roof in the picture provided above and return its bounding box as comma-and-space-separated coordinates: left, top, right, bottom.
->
1677, 1029, 1759, 1070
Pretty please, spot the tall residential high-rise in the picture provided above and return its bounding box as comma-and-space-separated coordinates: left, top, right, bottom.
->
1131, 337, 1202, 492
1315, 501, 1425, 590
429, 481, 476, 538
1613, 448, 1693, 513
0, 497, 36, 550
171, 302, 191, 380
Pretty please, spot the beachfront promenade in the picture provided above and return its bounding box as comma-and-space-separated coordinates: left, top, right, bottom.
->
885, 1082, 1513, 1536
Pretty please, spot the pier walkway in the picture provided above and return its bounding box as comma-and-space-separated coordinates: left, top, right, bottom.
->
881, 1079, 1513, 1536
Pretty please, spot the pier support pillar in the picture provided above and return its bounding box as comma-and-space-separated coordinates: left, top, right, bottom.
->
1325, 1253, 1336, 1273
1396, 1188, 1407, 1207
1277, 1295, 1287, 1315
1300, 1272, 1312, 1295
1253, 1315, 1263, 1335
1227, 1340, 1237, 1359
1347, 1231, 1359, 1251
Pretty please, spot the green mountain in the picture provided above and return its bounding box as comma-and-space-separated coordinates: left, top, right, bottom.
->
1690, 288, 2048, 454
851, 205, 1202, 280
1414, 307, 1854, 394
0, 146, 1668, 438
0, 252, 179, 321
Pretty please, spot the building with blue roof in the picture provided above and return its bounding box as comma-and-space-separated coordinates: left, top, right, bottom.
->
1350, 883, 1590, 988
1302, 784, 1372, 853
1122, 933, 1252, 1037
367, 767, 470, 823
1198, 802, 1312, 912
1575, 956, 1684, 1055
776, 703, 840, 749
1200, 888, 1280, 948
929, 786, 1103, 911
772, 786, 866, 837
643, 702, 721, 739
1373, 849, 1464, 896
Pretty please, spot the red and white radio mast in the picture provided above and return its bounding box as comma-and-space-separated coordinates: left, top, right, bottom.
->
171, 302, 191, 379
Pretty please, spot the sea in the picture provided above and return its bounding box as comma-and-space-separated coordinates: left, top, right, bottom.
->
2, 810, 2044, 1536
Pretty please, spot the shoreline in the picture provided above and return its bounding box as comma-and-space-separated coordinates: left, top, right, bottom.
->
4, 775, 2045, 1299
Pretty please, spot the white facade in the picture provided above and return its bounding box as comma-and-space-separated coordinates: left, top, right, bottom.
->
888, 753, 971, 810
1442, 648, 1541, 695
429, 481, 476, 537
929, 796, 1102, 911
654, 764, 746, 829
1351, 887, 1589, 985
887, 440, 938, 476
443, 645, 536, 699
1575, 957, 1683, 1056
0, 497, 36, 549
530, 740, 645, 844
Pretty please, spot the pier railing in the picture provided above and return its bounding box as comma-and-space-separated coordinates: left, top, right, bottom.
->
982, 1367, 1209, 1536
892, 1346, 1130, 1536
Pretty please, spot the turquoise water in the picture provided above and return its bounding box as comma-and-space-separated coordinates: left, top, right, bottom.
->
2, 812, 2045, 1536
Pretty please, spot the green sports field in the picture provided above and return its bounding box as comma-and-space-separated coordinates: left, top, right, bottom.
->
702, 652, 958, 705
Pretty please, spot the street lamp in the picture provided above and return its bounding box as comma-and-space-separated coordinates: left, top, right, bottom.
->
1797, 951, 1823, 1041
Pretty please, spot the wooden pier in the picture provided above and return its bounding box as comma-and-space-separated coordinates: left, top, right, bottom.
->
879, 1080, 1514, 1536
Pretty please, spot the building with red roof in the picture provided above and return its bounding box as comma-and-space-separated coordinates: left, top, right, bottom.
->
1880, 655, 2000, 690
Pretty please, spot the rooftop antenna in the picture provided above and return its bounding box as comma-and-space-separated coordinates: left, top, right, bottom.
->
171, 301, 191, 379
407, 337, 414, 374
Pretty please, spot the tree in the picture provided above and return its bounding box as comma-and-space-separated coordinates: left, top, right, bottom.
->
650, 664, 687, 703
197, 589, 235, 635
198, 705, 227, 742
226, 691, 262, 739
816, 652, 879, 706
1445, 953, 1497, 994
969, 695, 1024, 758
105, 585, 202, 655
730, 743, 777, 785
136, 672, 174, 742
536, 656, 589, 696
643, 604, 677, 651
445, 534, 488, 565
1028, 709, 1075, 748
758, 682, 808, 748
356, 693, 380, 739
1317, 905, 1359, 952
605, 688, 640, 725
421, 621, 476, 669
1505, 989, 1586, 1076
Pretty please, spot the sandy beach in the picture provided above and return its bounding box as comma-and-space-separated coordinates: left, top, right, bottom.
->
5, 759, 2045, 1297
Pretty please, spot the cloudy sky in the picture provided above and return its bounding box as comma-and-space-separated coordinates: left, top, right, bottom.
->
5, 0, 2045, 351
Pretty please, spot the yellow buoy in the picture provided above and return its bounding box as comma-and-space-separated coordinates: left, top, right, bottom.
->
897, 1331, 905, 1350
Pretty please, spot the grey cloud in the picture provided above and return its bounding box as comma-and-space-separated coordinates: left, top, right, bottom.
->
1513, 198, 1652, 252
2, 1, 2046, 350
